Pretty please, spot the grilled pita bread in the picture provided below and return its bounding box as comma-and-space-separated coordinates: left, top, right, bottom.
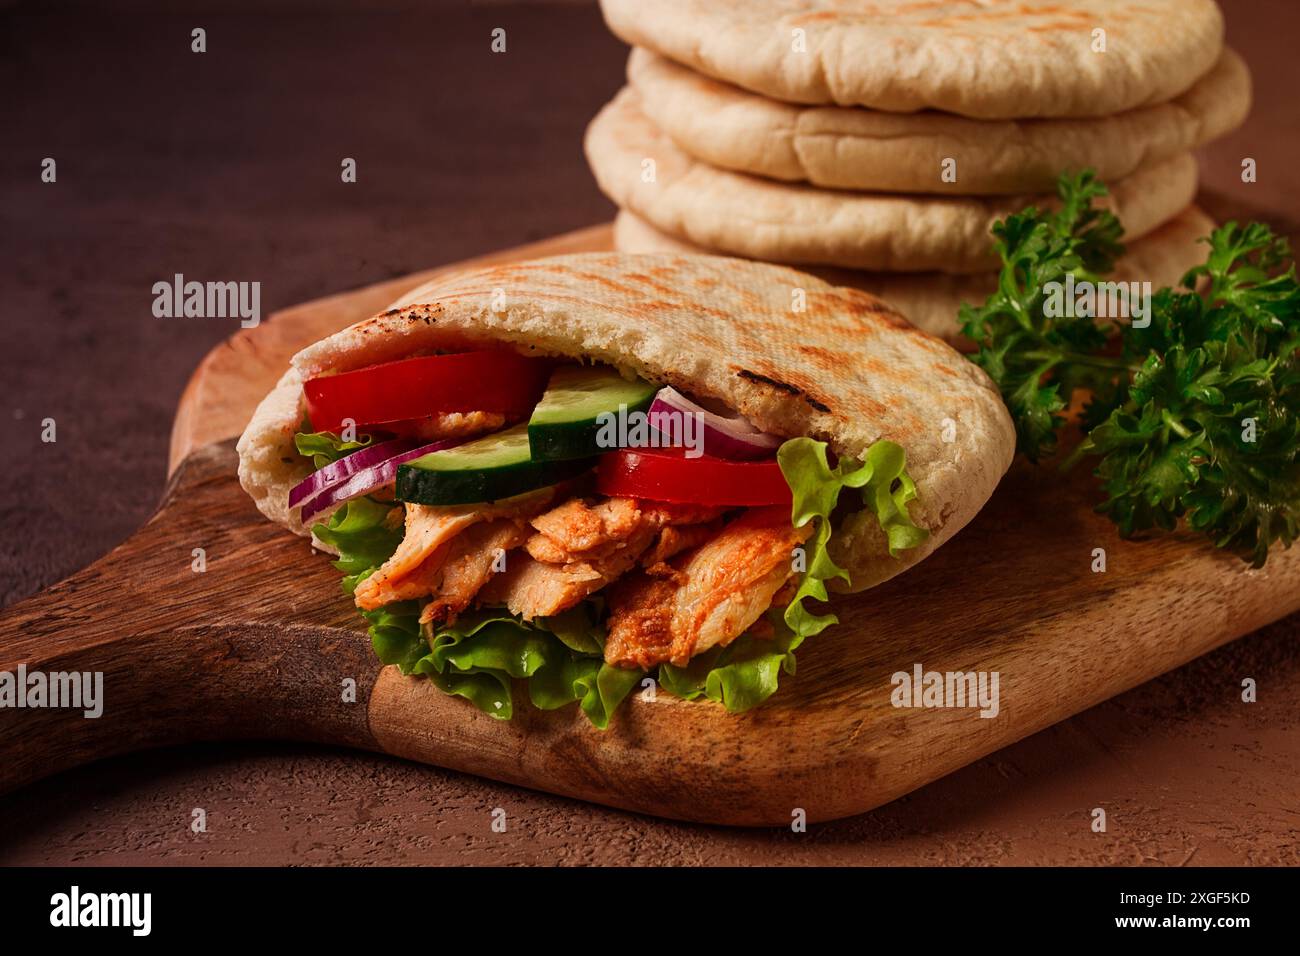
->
585, 88, 1198, 273
600, 0, 1225, 119
628, 47, 1249, 195
613, 206, 1218, 343
238, 253, 1015, 592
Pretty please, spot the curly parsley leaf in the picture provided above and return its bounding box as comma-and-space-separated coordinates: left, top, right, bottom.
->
959, 171, 1126, 461
964, 171, 1300, 565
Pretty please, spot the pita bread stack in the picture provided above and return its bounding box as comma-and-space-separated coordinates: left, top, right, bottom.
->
586, 0, 1250, 343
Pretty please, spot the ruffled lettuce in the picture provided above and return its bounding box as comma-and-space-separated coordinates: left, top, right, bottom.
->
310, 497, 402, 593
368, 604, 643, 729
777, 437, 928, 639
658, 613, 801, 713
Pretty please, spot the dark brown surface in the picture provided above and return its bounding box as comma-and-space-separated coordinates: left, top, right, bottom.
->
1, 0, 1298, 864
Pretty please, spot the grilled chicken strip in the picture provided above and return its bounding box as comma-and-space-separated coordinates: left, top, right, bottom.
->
418, 519, 533, 625
529, 496, 646, 557
640, 521, 722, 570
527, 497, 725, 563
476, 556, 609, 621
483, 496, 727, 619
353, 487, 556, 611
481, 517, 664, 619
604, 505, 812, 669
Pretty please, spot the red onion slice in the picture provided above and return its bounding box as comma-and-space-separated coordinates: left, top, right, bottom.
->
288, 439, 418, 510
299, 437, 464, 523
647, 386, 781, 460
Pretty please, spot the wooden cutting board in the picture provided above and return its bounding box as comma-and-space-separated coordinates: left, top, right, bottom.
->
3, 213, 1299, 827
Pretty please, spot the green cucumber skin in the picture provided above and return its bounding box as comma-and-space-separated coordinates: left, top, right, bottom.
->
529, 392, 655, 461
395, 456, 593, 506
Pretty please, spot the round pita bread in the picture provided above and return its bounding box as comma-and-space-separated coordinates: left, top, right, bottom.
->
586, 88, 1199, 273
600, 0, 1225, 119
629, 47, 1249, 195
613, 205, 1217, 343
237, 253, 1016, 592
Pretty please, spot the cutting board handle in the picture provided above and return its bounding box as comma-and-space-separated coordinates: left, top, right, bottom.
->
0, 443, 382, 794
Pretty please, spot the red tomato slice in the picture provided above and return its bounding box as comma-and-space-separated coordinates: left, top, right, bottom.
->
304, 351, 550, 433
596, 448, 792, 507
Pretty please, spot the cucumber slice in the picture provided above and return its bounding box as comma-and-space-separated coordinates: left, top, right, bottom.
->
528, 365, 658, 461
396, 424, 592, 505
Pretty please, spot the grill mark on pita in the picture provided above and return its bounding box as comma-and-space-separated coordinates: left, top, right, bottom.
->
572, 269, 656, 300
736, 367, 832, 414
737, 369, 801, 396
741, 319, 788, 339
838, 297, 951, 347
626, 271, 683, 298
825, 289, 905, 320
795, 345, 849, 377
637, 299, 671, 313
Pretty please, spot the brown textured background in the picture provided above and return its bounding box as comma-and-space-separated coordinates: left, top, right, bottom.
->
1, 0, 1297, 865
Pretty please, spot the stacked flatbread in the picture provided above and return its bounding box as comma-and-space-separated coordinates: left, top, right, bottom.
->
586, 0, 1250, 343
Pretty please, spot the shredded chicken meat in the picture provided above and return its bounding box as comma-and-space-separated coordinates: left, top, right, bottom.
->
352, 487, 557, 611
603, 505, 812, 669
360, 488, 807, 669
417, 519, 533, 625
481, 497, 726, 620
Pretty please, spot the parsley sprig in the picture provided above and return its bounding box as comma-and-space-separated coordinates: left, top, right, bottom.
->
960, 173, 1300, 566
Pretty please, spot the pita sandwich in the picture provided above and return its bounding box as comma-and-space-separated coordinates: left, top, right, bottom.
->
613, 205, 1218, 343
628, 47, 1249, 195
238, 253, 1014, 723
585, 88, 1198, 273
600, 0, 1225, 119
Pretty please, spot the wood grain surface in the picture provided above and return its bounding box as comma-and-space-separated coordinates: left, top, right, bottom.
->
3, 213, 1299, 826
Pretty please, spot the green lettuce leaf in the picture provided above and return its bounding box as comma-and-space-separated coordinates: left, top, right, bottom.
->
578, 664, 645, 728
530, 655, 644, 728
538, 601, 607, 656
777, 437, 928, 639
362, 600, 427, 671
367, 604, 642, 729
294, 428, 374, 469
421, 614, 554, 719
658, 613, 801, 713
310, 497, 403, 593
